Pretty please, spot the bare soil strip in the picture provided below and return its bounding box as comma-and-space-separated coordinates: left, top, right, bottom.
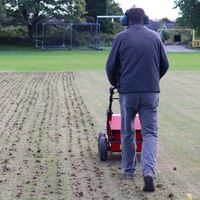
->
0, 72, 176, 200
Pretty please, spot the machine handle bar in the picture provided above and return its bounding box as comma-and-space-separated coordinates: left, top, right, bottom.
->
108, 87, 119, 114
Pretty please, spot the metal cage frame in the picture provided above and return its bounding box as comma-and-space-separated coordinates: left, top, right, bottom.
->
35, 22, 100, 50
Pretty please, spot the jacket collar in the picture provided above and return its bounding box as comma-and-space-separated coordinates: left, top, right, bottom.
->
128, 24, 145, 30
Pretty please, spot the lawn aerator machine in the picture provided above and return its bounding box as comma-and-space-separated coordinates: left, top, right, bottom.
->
98, 87, 143, 161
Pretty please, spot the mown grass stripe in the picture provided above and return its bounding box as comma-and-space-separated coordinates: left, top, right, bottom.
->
0, 46, 199, 71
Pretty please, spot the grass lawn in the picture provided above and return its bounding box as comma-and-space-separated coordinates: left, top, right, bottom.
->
0, 47, 107, 71
75, 70, 200, 199
0, 45, 200, 199
0, 45, 200, 71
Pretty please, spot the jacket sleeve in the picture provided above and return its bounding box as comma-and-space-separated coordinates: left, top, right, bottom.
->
159, 41, 169, 79
106, 34, 121, 87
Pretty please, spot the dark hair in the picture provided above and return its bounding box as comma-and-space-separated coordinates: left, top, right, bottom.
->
125, 8, 145, 25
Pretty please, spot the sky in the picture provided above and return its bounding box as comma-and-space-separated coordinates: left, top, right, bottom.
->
114, 0, 180, 20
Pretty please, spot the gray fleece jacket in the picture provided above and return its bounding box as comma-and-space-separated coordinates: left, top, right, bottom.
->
106, 24, 169, 93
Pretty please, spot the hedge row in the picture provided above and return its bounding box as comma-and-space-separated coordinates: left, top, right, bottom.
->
0, 25, 30, 45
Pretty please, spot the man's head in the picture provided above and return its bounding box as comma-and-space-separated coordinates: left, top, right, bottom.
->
125, 7, 145, 25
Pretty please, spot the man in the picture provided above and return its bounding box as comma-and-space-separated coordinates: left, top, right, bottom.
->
106, 7, 169, 192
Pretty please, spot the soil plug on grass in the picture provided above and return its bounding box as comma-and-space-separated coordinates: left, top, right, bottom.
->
168, 193, 174, 198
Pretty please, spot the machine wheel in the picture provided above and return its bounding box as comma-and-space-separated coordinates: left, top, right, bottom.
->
98, 132, 105, 155
98, 132, 105, 142
137, 153, 141, 163
99, 136, 108, 161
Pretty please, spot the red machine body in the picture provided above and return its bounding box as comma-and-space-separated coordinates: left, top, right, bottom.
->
108, 114, 142, 152
98, 87, 143, 161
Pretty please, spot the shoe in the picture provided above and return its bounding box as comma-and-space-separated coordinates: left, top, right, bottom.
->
143, 174, 155, 192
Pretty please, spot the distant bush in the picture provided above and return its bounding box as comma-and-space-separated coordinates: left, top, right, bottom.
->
160, 30, 170, 43
164, 38, 174, 45
0, 25, 29, 45
100, 33, 115, 47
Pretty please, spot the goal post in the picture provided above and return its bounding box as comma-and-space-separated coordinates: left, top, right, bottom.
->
192, 29, 200, 48
95, 15, 124, 49
96, 15, 123, 23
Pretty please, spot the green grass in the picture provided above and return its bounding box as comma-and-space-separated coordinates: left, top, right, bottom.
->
168, 52, 200, 70
0, 45, 200, 71
0, 46, 108, 71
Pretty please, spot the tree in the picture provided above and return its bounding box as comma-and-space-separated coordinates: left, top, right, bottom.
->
85, 0, 107, 19
106, 0, 123, 15
73, 0, 87, 22
0, 0, 5, 25
174, 0, 200, 32
3, 0, 86, 43
85, 0, 122, 19
100, 0, 123, 34
161, 17, 172, 23
85, 0, 123, 33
